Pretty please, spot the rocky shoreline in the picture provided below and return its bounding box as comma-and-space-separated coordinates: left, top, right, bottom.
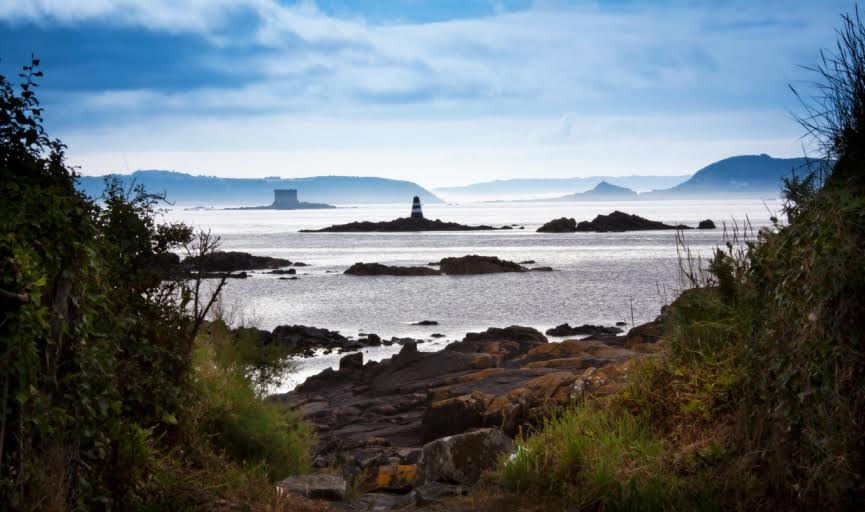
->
270, 316, 665, 508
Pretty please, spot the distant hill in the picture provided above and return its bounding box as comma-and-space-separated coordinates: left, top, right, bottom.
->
643, 155, 815, 198
434, 175, 690, 201
552, 181, 638, 201
76, 170, 444, 206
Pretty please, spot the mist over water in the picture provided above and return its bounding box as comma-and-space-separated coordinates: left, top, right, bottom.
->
163, 199, 779, 389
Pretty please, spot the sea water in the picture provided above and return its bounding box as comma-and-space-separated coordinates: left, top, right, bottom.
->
163, 198, 779, 390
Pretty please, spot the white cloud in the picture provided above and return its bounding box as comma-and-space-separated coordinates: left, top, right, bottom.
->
1, 0, 846, 182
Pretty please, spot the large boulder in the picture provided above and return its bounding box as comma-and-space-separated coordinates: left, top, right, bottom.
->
182, 251, 291, 271
698, 219, 716, 229
420, 428, 514, 485
537, 217, 577, 233
345, 262, 441, 276
276, 474, 346, 501
438, 255, 526, 275
575, 211, 689, 232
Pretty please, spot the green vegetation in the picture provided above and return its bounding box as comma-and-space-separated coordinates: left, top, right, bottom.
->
499, 10, 865, 511
0, 58, 314, 510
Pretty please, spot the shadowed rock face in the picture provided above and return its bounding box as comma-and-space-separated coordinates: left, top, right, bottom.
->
301, 217, 500, 232
576, 210, 690, 232
698, 219, 717, 229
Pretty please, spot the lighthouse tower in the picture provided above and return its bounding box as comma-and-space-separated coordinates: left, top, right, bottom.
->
410, 196, 424, 219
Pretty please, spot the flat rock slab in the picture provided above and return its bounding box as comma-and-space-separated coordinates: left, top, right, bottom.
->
277, 474, 347, 501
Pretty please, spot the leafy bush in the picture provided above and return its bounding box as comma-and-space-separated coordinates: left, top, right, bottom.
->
0, 57, 315, 510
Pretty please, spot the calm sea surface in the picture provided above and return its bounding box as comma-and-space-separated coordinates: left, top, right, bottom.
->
163, 199, 778, 389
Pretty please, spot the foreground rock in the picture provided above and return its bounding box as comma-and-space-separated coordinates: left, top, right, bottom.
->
575, 211, 689, 232
537, 217, 577, 233
182, 250, 292, 271
545, 323, 624, 337
438, 255, 526, 275
276, 474, 346, 501
420, 428, 514, 485
345, 262, 441, 276
301, 217, 502, 232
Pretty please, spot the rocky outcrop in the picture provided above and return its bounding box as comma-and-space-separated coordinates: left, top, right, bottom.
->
344, 262, 442, 276
575, 211, 690, 232
698, 219, 717, 229
274, 318, 668, 508
182, 251, 292, 271
301, 217, 502, 232
412, 320, 439, 326
438, 255, 526, 275
537, 217, 577, 233
278, 320, 661, 466
545, 323, 624, 337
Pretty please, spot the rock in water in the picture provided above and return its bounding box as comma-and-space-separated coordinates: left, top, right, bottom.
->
420, 428, 514, 485
575, 210, 690, 232
345, 262, 442, 276
438, 255, 526, 275
698, 219, 717, 229
276, 474, 346, 501
537, 217, 577, 233
182, 251, 291, 271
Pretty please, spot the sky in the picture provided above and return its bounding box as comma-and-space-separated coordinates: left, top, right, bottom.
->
0, 0, 854, 187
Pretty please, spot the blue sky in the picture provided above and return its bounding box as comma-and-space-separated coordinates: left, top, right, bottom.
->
0, 0, 853, 186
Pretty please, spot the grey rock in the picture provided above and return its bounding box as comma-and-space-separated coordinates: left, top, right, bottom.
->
420, 428, 514, 485
277, 474, 346, 501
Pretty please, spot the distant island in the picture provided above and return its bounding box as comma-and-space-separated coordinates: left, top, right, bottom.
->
301, 196, 505, 232
550, 181, 638, 201
76, 170, 443, 206
229, 189, 334, 210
